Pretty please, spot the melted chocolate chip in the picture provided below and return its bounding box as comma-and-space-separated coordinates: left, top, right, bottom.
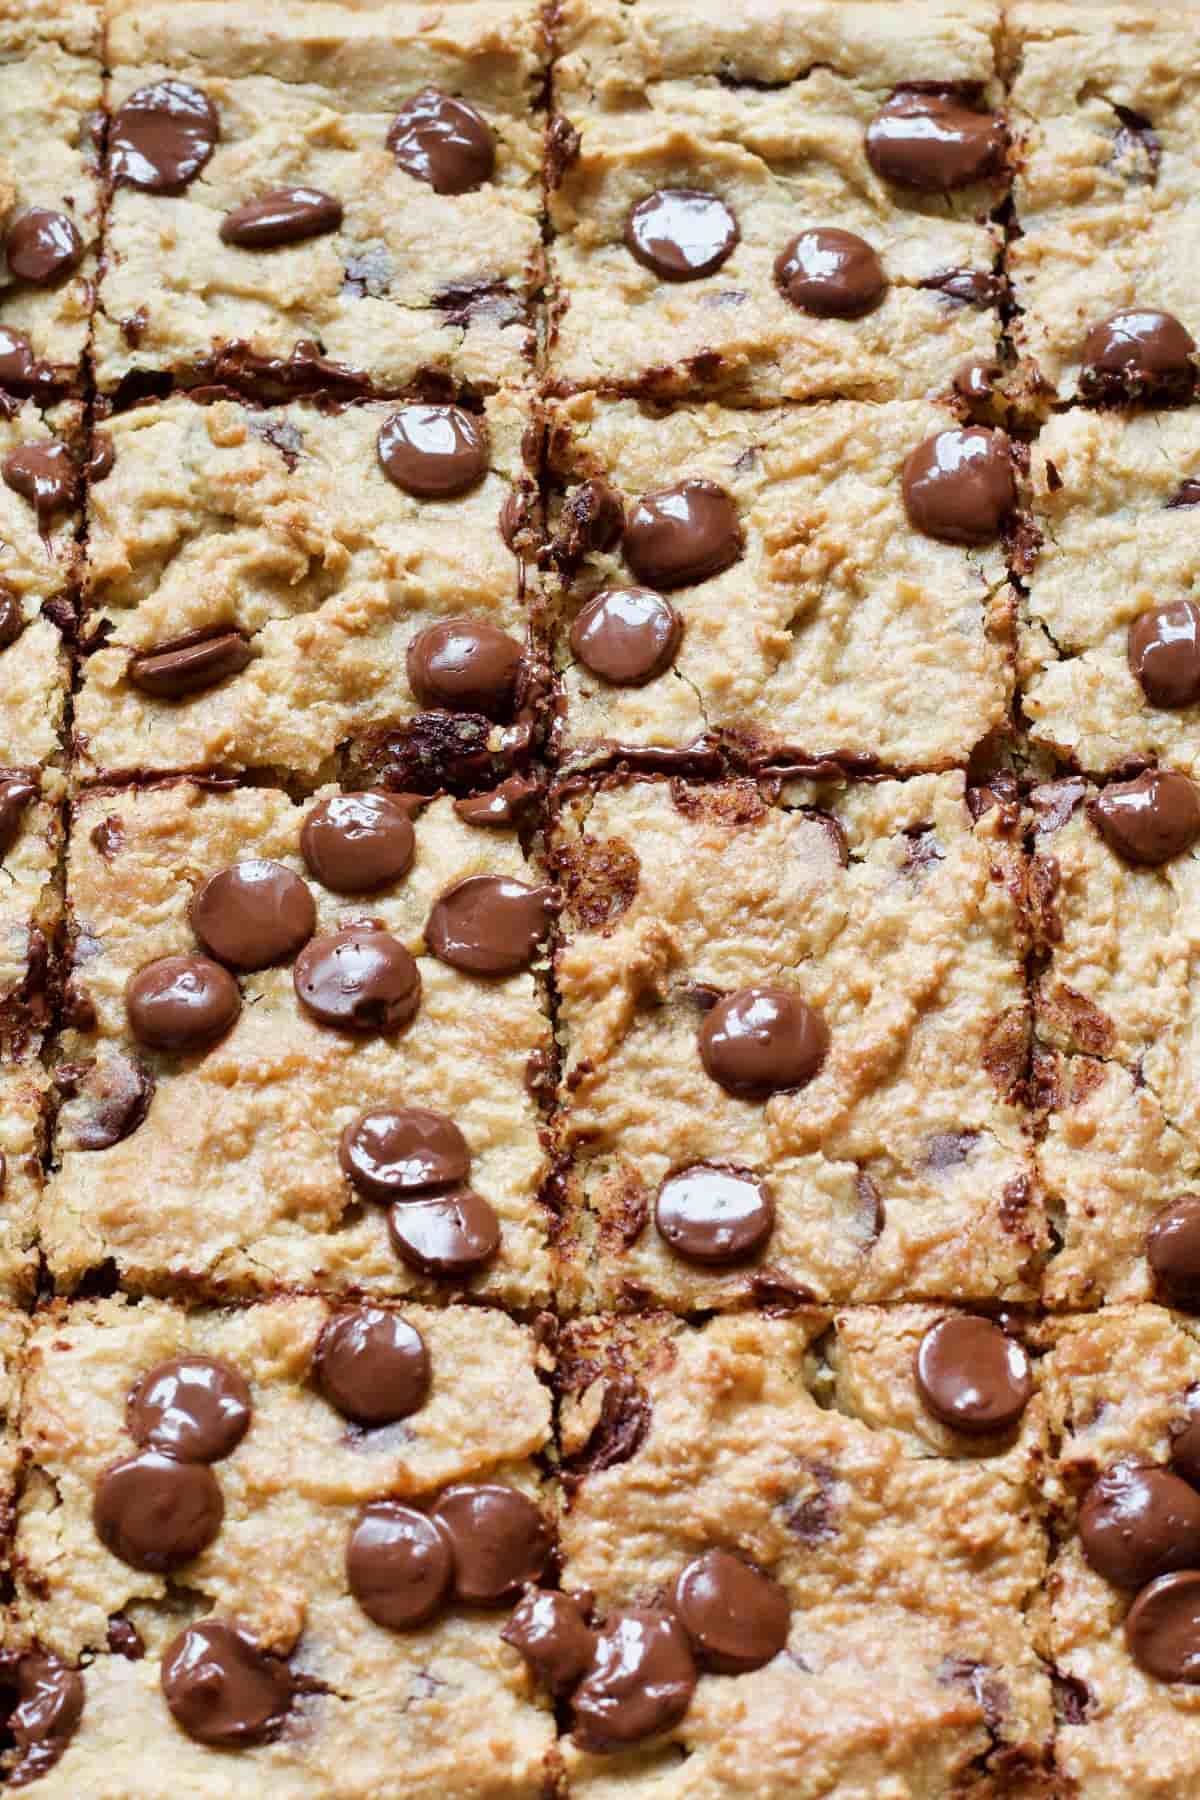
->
1129, 602, 1200, 709
220, 187, 343, 248
571, 1610, 697, 1752
954, 360, 999, 404
128, 630, 253, 700
109, 80, 219, 192
625, 189, 739, 281
160, 1621, 293, 1746
346, 1501, 454, 1628
5, 1654, 83, 1787
432, 1484, 552, 1604
5, 209, 83, 284
425, 875, 554, 976
55, 1051, 154, 1151
190, 860, 316, 972
407, 617, 524, 719
1168, 480, 1200, 510
1081, 309, 1197, 405
301, 791, 415, 894
901, 427, 1014, 545
1126, 1570, 1200, 1683
919, 267, 1000, 308
87, 432, 115, 484
127, 1356, 252, 1463
774, 228, 885, 318
107, 1616, 144, 1660
698, 985, 829, 1098
377, 405, 488, 498
550, 479, 625, 575
0, 589, 22, 649
125, 954, 241, 1052
0, 326, 49, 394
503, 1590, 596, 1695
340, 1106, 470, 1201
93, 1448, 223, 1570
0, 774, 36, 860
387, 1190, 501, 1278
454, 773, 541, 829
866, 90, 1006, 192
914, 1315, 1032, 1436
3, 443, 77, 531
570, 587, 682, 686
293, 929, 420, 1034
623, 479, 742, 590
315, 1307, 431, 1426
655, 1165, 774, 1265
1147, 1196, 1200, 1309
1091, 770, 1200, 865
672, 1549, 790, 1674
387, 88, 495, 195
1173, 1416, 1200, 1491
1079, 1461, 1200, 1590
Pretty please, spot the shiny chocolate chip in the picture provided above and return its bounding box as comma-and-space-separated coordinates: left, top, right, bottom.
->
1080, 309, 1196, 404
220, 187, 343, 248
432, 1483, 552, 1604
655, 1165, 774, 1265
339, 1106, 470, 1201
0, 589, 22, 649
571, 1610, 697, 1752
128, 630, 252, 700
125, 954, 241, 1052
866, 90, 1006, 192
570, 587, 681, 686
387, 88, 495, 195
5, 1654, 84, 1786
902, 427, 1014, 545
315, 1307, 431, 1426
426, 875, 554, 976
190, 860, 316, 972
87, 432, 115, 484
623, 479, 742, 590
1079, 1461, 1200, 1590
301, 791, 415, 894
1126, 1571, 1200, 1683
407, 617, 524, 719
503, 1590, 596, 1695
387, 1190, 501, 1278
127, 1356, 252, 1463
346, 1501, 454, 1629
93, 1449, 223, 1571
914, 1315, 1032, 1436
1091, 770, 1200, 866
293, 929, 420, 1035
1173, 1417, 1200, 1491
1147, 1196, 1200, 1309
774, 228, 885, 318
699, 986, 829, 1098
109, 80, 219, 192
625, 189, 739, 281
672, 1549, 790, 1673
161, 1621, 293, 1747
377, 405, 488, 499
0, 774, 36, 860
1129, 602, 1200, 709
3, 443, 77, 531
5, 209, 84, 284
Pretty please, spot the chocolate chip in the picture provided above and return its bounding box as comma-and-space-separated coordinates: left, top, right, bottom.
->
315, 1307, 431, 1426
4, 1654, 83, 1786
774, 228, 885, 318
55, 1051, 154, 1151
562, 1377, 649, 1481
623, 479, 742, 590
902, 427, 1014, 545
1111, 105, 1161, 183
425, 875, 554, 976
220, 187, 343, 248
387, 1190, 501, 1277
128, 629, 253, 700
955, 360, 999, 404
624, 189, 739, 281
407, 617, 524, 719
0, 774, 36, 860
549, 478, 625, 575
0, 326, 48, 393
93, 1448, 223, 1570
1129, 602, 1200, 709
1126, 1571, 1200, 1682
1079, 1461, 1200, 1590
87, 432, 115, 484
672, 1549, 790, 1674
1091, 770, 1200, 865
432, 1484, 551, 1604
107, 1615, 144, 1660
301, 792, 415, 894
1174, 1417, 1200, 1490
125, 954, 241, 1052
0, 588, 22, 649
866, 90, 1006, 192
5, 209, 83, 284
914, 1315, 1032, 1436
377, 404, 488, 499
698, 985, 829, 1099
570, 587, 682, 686
1080, 310, 1197, 405
1147, 1197, 1200, 1309
387, 88, 495, 195
3, 443, 77, 531
347, 1501, 454, 1628
571, 1610, 697, 1752
503, 1589, 596, 1695
293, 929, 420, 1034
339, 1106, 469, 1201
1167, 480, 1200, 510
160, 1621, 293, 1746
127, 1356, 252, 1463
109, 80, 219, 192
918, 267, 1000, 308
190, 860, 316, 972
454, 773, 541, 829
655, 1165, 774, 1265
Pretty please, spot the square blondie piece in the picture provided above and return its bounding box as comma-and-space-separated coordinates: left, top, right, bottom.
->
0, 399, 79, 771
547, 0, 1007, 403
1039, 1305, 1200, 1798
555, 1307, 1051, 1794
1020, 409, 1200, 781
546, 396, 1014, 774
1007, 4, 1200, 406
74, 392, 539, 785
7, 1294, 556, 1795
552, 771, 1041, 1311
43, 782, 554, 1305
0, 1, 101, 393
95, 1, 544, 399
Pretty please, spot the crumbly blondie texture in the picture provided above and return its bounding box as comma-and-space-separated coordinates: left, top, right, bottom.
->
43, 783, 553, 1304
1020, 409, 1200, 780
1007, 4, 1200, 406
553, 772, 1041, 1311
0, 1063, 46, 1299
0, 400, 78, 769
11, 1294, 556, 1796
556, 1307, 1052, 1795
0, 770, 63, 1057
547, 396, 1014, 773
95, 1, 543, 398
548, 0, 1006, 403
74, 392, 536, 783
1039, 1305, 1200, 1799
